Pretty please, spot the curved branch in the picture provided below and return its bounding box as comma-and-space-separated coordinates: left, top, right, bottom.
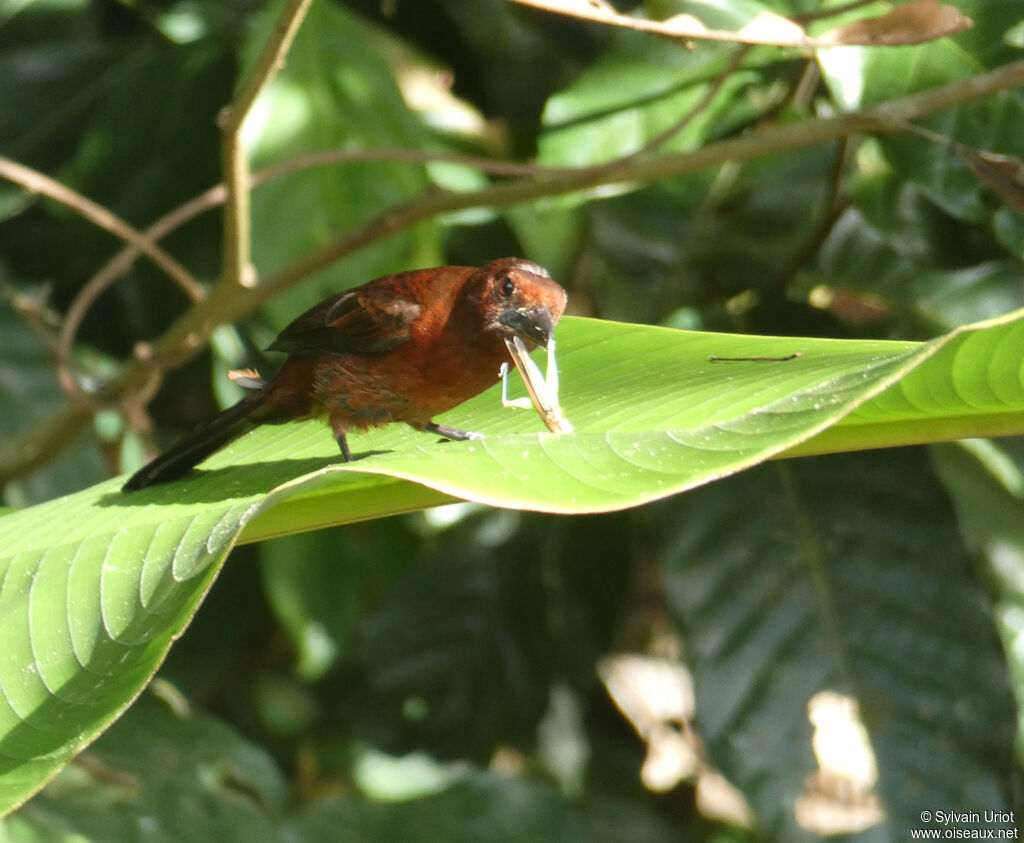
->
0, 156, 205, 303
504, 0, 972, 48
3, 58, 1024, 483
55, 183, 231, 403
218, 0, 313, 289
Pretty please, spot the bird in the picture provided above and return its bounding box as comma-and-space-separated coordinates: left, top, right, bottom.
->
122, 257, 567, 491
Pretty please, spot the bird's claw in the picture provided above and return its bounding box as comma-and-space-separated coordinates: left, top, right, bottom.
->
422, 422, 484, 442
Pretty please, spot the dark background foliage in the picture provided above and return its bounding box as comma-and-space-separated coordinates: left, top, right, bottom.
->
2, 0, 1023, 839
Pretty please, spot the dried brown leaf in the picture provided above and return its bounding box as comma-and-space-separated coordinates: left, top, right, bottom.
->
818, 0, 973, 46
962, 150, 1024, 212
506, 0, 970, 48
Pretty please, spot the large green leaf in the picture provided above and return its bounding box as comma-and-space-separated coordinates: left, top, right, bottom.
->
2, 310, 1024, 814
933, 438, 1024, 760
4, 698, 287, 841
657, 451, 1017, 840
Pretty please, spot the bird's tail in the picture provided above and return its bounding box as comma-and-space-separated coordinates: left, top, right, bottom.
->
122, 391, 265, 492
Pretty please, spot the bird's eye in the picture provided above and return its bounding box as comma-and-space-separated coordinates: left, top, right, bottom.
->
498, 275, 515, 298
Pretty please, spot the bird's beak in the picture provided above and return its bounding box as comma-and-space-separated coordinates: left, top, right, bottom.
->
498, 305, 554, 347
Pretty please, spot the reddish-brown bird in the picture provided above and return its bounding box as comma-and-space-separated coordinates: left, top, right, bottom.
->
123, 258, 567, 491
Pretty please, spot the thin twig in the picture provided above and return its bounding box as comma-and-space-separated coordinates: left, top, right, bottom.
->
254, 146, 572, 180
504, 0, 971, 48
54, 147, 568, 400
55, 182, 231, 402
218, 0, 313, 289
3, 58, 1024, 482
769, 136, 851, 296
245, 59, 1024, 310
709, 352, 801, 362
0, 156, 205, 303
2, 285, 60, 351
628, 45, 751, 160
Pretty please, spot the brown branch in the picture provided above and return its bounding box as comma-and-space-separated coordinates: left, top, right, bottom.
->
3, 58, 1024, 483
54, 0, 313, 402
769, 137, 852, 296
55, 183, 232, 403
244, 60, 1024, 311
254, 146, 574, 180
2, 285, 60, 351
504, 0, 972, 48
217, 0, 313, 289
54, 147, 572, 401
629, 45, 751, 159
0, 156, 205, 303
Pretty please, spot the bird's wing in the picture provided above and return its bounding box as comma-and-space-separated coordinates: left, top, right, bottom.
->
267, 289, 423, 356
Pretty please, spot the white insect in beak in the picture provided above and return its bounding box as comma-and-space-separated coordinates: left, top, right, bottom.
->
501, 335, 574, 434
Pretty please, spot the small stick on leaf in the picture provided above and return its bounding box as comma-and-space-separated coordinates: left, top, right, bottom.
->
709, 352, 803, 362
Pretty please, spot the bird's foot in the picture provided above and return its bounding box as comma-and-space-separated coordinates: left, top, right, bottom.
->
421, 422, 484, 442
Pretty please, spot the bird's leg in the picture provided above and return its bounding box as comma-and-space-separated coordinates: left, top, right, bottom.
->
421, 421, 484, 442
334, 429, 352, 462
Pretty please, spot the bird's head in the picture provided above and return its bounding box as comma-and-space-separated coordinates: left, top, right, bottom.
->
475, 258, 567, 348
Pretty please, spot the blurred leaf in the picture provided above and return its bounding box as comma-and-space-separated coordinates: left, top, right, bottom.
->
294, 507, 631, 763
66, 39, 231, 226
574, 187, 704, 325
245, 1, 442, 324
817, 21, 976, 111
912, 261, 1024, 331
6, 697, 285, 842
879, 93, 1024, 223
822, 145, 1023, 333
0, 20, 233, 350
433, 0, 604, 149
657, 450, 1016, 838
260, 521, 421, 678
236, 515, 600, 789
538, 35, 755, 170
358, 547, 552, 760
818, 4, 1024, 229
504, 203, 584, 283
0, 0, 123, 163
932, 438, 1024, 761
816, 205, 916, 308
289, 772, 682, 843
0, 290, 107, 503
657, 144, 839, 316
4, 695, 683, 841
943, 0, 1024, 68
